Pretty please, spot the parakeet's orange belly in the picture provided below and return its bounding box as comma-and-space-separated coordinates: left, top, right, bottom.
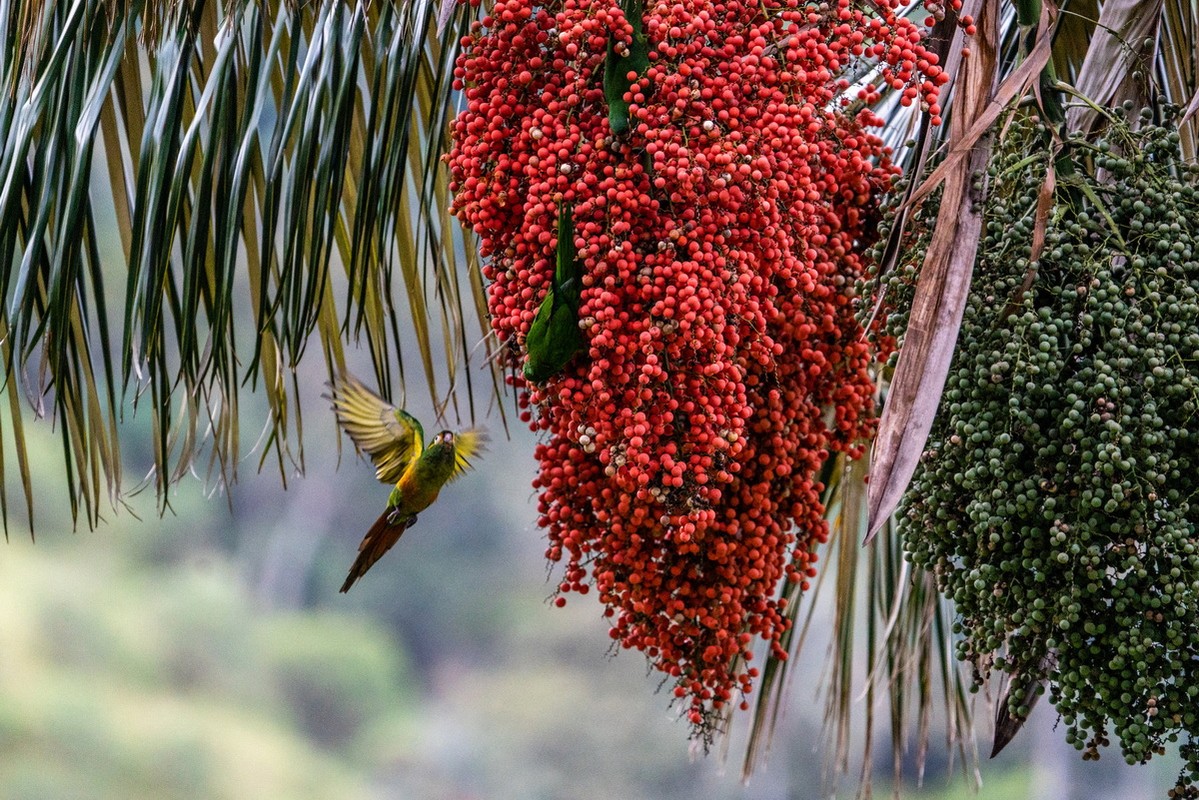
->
393, 470, 442, 516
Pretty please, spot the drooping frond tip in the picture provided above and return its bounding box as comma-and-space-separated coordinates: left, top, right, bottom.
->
0, 0, 498, 530
11, 0, 435, 46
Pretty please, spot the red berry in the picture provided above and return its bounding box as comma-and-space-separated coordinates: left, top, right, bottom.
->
447, 0, 948, 739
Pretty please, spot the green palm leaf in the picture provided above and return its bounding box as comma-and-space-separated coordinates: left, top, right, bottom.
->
0, 0, 500, 529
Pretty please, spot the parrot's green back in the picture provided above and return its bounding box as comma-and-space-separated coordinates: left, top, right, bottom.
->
602, 0, 649, 135
524, 204, 586, 383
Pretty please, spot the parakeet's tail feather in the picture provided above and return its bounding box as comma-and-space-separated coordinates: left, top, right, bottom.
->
339, 512, 412, 593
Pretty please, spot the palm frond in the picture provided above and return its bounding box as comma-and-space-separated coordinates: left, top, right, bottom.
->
0, 0, 498, 529
1053, 0, 1198, 152
1158, 0, 1199, 160
1063, 0, 1164, 135
736, 450, 977, 796
738, 0, 1199, 792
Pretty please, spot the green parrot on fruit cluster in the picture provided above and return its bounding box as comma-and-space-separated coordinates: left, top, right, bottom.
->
523, 204, 586, 383
329, 373, 486, 592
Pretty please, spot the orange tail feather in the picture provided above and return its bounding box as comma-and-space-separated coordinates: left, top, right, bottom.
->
339, 511, 412, 593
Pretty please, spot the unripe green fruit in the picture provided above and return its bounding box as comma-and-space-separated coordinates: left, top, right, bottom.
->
866, 106, 1199, 791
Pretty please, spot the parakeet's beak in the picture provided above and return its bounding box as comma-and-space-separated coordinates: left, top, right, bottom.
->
436, 431, 455, 446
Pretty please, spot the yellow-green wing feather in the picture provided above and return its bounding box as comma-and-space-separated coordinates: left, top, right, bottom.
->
329, 373, 425, 484
448, 429, 488, 482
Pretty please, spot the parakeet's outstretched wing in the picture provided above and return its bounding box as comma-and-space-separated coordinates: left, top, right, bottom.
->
329, 373, 424, 484
448, 429, 488, 482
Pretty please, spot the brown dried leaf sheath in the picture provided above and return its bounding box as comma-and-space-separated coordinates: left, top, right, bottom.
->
865, 0, 1015, 543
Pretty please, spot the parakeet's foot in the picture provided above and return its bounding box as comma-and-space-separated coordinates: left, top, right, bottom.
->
386, 509, 415, 526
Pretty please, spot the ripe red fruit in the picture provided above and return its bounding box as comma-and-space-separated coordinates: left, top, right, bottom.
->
448, 0, 946, 738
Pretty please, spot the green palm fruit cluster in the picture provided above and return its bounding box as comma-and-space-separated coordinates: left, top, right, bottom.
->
871, 104, 1199, 795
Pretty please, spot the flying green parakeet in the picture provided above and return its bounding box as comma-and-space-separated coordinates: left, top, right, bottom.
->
329, 373, 486, 592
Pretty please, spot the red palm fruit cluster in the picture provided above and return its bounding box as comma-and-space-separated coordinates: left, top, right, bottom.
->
447, 0, 948, 735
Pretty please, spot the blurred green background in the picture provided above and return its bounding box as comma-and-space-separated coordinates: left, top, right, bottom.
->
0, 376, 1184, 800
